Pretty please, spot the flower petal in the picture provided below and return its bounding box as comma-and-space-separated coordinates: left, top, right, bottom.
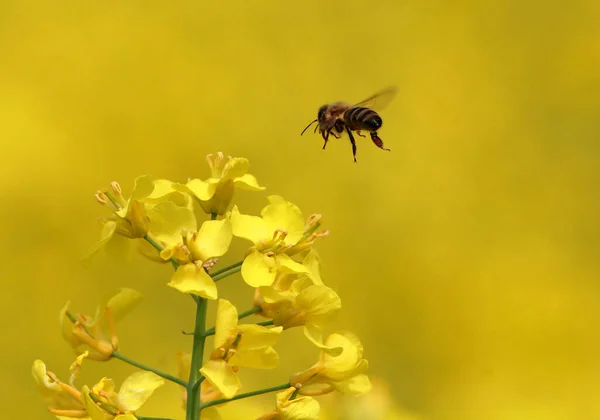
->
331, 374, 372, 395
296, 286, 341, 327
228, 346, 280, 369
222, 157, 250, 180
277, 254, 309, 275
82, 386, 113, 420
230, 206, 269, 244
215, 299, 239, 350
189, 218, 233, 260
168, 264, 218, 299
241, 251, 277, 287
303, 325, 343, 357
233, 173, 265, 191
279, 395, 320, 420
117, 371, 165, 411
261, 198, 305, 245
106, 288, 143, 323
237, 324, 283, 349
321, 332, 365, 379
186, 178, 218, 201
147, 201, 197, 245
302, 250, 324, 286
200, 359, 240, 399
130, 175, 156, 200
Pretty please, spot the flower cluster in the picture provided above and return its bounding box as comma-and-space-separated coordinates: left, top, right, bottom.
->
33, 152, 371, 420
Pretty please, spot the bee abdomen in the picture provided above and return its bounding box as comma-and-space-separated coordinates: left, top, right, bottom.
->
344, 107, 382, 131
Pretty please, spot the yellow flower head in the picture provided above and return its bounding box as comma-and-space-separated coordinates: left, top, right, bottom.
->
200, 299, 283, 399
290, 331, 371, 397
149, 201, 233, 299
231, 196, 329, 287
256, 387, 320, 420
81, 371, 164, 420
180, 152, 265, 216
32, 358, 89, 419
256, 251, 341, 329
87, 175, 191, 260
60, 289, 142, 361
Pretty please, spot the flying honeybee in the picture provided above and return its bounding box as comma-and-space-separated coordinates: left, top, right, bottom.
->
301, 87, 398, 162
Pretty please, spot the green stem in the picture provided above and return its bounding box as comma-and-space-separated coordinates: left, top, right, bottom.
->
211, 265, 242, 282
112, 351, 186, 387
199, 383, 291, 409
186, 297, 208, 420
256, 320, 274, 327
238, 305, 262, 319
210, 260, 243, 277
137, 417, 176, 420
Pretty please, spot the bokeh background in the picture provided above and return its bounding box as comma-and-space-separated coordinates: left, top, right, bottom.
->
2, 0, 600, 419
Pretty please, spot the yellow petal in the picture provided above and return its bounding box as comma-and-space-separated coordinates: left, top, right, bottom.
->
215, 299, 239, 350
228, 346, 279, 369
115, 415, 138, 420
280, 396, 320, 420
189, 218, 233, 260
296, 286, 341, 326
130, 175, 156, 200
106, 288, 142, 323
222, 157, 250, 179
277, 254, 309, 274
168, 264, 218, 299
303, 325, 343, 357
302, 250, 324, 286
331, 374, 372, 395
117, 371, 165, 411
321, 332, 365, 379
237, 324, 283, 349
186, 178, 217, 201
81, 386, 113, 420
230, 206, 269, 244
200, 359, 240, 399
82, 220, 118, 262
261, 198, 305, 245
146, 179, 177, 200
201, 407, 223, 420
241, 251, 277, 287
147, 201, 197, 245
233, 173, 265, 191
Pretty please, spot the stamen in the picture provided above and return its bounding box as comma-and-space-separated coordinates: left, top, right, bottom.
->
110, 182, 122, 196
94, 191, 109, 205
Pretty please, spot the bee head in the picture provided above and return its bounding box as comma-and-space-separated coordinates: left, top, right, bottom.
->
317, 105, 328, 122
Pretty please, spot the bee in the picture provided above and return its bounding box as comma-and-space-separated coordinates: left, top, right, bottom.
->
301, 87, 398, 162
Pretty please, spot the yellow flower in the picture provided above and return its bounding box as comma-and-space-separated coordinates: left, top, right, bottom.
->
32, 358, 89, 419
256, 251, 341, 329
60, 289, 142, 361
179, 152, 265, 215
81, 371, 164, 420
290, 331, 371, 397
151, 203, 233, 298
200, 299, 283, 399
256, 387, 320, 420
231, 196, 329, 287
86, 175, 191, 261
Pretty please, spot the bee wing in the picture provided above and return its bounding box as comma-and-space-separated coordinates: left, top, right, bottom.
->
354, 86, 398, 111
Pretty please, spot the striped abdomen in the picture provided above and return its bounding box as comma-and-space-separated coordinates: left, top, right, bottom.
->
343, 107, 383, 132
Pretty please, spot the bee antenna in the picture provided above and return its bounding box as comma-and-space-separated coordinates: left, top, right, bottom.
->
300, 119, 318, 136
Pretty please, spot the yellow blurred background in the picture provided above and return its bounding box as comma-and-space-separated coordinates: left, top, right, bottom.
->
2, 0, 600, 418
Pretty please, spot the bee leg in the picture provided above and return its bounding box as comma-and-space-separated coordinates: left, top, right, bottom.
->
346, 127, 358, 163
322, 130, 330, 149
370, 132, 390, 151
330, 131, 340, 139
356, 130, 366, 138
